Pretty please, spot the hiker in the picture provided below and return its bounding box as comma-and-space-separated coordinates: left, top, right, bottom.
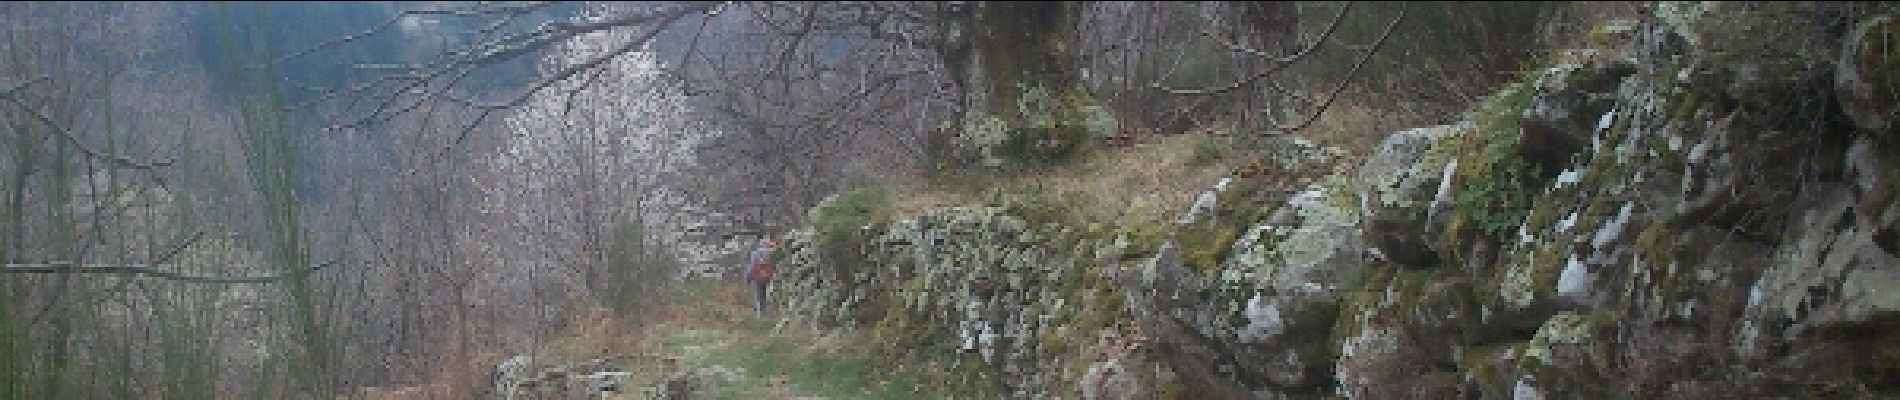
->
746, 238, 778, 317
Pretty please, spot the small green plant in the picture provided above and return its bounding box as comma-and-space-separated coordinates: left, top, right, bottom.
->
1456, 156, 1541, 239
1446, 80, 1548, 242
810, 185, 894, 283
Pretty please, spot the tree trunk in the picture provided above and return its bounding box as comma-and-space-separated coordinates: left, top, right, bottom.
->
952, 1, 1112, 168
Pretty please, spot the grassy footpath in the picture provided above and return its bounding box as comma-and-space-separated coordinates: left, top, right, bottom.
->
652, 326, 939, 399
537, 279, 958, 399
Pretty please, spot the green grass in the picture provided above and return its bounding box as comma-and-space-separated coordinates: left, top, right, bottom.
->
652, 326, 954, 399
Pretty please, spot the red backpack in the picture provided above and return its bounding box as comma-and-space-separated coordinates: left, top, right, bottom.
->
751, 253, 775, 281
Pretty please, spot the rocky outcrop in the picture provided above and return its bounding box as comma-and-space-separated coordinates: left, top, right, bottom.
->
1751, 184, 1900, 333
772, 205, 1130, 396
1118, 242, 1255, 399
490, 355, 636, 400
774, 4, 1900, 398
1359, 124, 1464, 269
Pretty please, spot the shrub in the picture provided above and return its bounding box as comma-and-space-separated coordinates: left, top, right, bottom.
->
990, 84, 1114, 171
809, 185, 894, 282
602, 221, 686, 317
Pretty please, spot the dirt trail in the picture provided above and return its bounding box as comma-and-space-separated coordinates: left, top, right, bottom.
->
483, 279, 944, 399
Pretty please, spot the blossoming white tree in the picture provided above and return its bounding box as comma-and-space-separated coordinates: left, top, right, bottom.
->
479, 7, 737, 312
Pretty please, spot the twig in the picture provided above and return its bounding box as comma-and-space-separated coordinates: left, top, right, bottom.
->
0, 76, 49, 99
1198, 27, 1273, 59
308, 2, 718, 134
0, 94, 175, 170
152, 231, 207, 264
442, 3, 716, 153
1273, 4, 1408, 135
271, 2, 557, 67
1156, 2, 1355, 96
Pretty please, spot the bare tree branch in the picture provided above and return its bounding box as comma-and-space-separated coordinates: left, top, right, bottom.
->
2, 259, 340, 284
1, 93, 175, 170
270, 1, 558, 68
151, 231, 207, 264
1274, 3, 1407, 134
1155, 2, 1355, 96
441, 3, 714, 153
292, 2, 722, 159
0, 75, 48, 98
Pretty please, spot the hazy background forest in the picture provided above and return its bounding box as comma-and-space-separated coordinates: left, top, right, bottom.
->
6, 1, 1897, 399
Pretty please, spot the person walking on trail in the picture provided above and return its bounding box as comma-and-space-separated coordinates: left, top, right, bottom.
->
747, 238, 779, 318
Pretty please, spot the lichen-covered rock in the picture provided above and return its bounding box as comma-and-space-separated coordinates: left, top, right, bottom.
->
491, 355, 537, 399
1517, 312, 1610, 394
1333, 323, 1405, 399
1837, 15, 1900, 137
1151, 173, 1369, 392
1119, 242, 1254, 398
1359, 123, 1465, 269
1177, 177, 1233, 226
1520, 49, 1636, 173
1654, 1, 1714, 47
1078, 358, 1146, 400
775, 206, 1140, 396
1333, 272, 1471, 400
1235, 181, 1366, 296
1750, 184, 1900, 333
1353, 3, 1899, 396
1143, 190, 1360, 392
491, 355, 639, 400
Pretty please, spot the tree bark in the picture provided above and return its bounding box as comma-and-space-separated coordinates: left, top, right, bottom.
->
952, 1, 1110, 167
